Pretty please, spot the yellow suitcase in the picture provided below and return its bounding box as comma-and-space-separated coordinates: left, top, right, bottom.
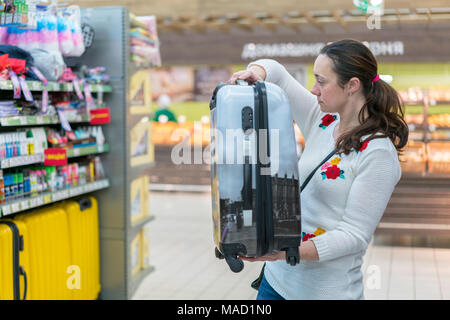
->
14, 207, 73, 300
57, 197, 101, 300
0, 220, 29, 300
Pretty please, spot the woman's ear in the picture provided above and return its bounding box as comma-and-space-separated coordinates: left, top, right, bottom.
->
347, 77, 361, 96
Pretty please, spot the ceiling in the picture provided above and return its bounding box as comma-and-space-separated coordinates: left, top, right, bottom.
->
72, 0, 450, 33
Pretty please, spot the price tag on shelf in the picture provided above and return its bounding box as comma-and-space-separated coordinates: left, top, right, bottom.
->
37, 197, 44, 206
43, 194, 51, 204
21, 201, 29, 210
19, 117, 28, 125
2, 205, 11, 216
11, 202, 20, 213
73, 148, 80, 157
1, 159, 10, 168
70, 188, 80, 197
29, 198, 38, 208
44, 148, 68, 166
53, 191, 62, 201
31, 81, 42, 91
89, 108, 111, 125
36, 116, 44, 124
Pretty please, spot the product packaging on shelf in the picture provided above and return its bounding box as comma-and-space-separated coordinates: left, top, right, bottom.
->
0, 156, 106, 205
1, 3, 85, 57
0, 127, 46, 159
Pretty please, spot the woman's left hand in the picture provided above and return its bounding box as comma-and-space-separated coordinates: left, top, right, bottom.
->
238, 251, 285, 262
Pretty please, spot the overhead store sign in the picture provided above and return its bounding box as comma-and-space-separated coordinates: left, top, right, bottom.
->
241, 41, 404, 60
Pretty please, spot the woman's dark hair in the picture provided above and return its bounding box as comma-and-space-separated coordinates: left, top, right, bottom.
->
319, 39, 409, 155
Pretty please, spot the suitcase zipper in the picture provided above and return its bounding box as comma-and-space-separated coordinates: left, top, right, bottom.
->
253, 82, 275, 256
254, 82, 274, 255
253, 84, 264, 256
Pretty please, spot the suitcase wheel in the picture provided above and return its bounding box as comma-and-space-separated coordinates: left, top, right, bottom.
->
285, 247, 300, 266
215, 247, 225, 260
225, 256, 244, 273
287, 255, 298, 266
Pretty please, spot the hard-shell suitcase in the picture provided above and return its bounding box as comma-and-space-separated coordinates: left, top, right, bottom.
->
210, 81, 301, 272
57, 197, 100, 300
14, 207, 73, 299
0, 220, 29, 300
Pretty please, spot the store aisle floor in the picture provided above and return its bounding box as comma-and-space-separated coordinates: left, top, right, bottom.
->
132, 191, 450, 300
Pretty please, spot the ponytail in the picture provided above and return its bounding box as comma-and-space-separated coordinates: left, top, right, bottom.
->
320, 39, 409, 155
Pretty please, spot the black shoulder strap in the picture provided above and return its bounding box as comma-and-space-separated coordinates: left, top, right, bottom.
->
300, 149, 337, 192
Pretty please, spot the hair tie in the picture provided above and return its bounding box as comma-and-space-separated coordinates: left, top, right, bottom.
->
372, 74, 380, 83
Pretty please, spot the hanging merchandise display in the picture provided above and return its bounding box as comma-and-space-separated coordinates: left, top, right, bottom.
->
0, 44, 39, 80
129, 14, 161, 67
0, 2, 86, 57
29, 48, 65, 81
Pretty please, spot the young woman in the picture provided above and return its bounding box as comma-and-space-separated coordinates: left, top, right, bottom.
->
227, 39, 409, 300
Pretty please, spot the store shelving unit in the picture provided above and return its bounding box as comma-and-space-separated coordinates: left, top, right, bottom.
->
0, 144, 109, 170
77, 6, 156, 299
0, 90, 112, 220
1, 6, 153, 299
0, 113, 90, 126
0, 12, 118, 303
0, 179, 110, 217
0, 80, 112, 93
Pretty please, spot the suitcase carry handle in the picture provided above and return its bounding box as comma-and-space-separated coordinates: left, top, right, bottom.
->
77, 197, 92, 211
236, 80, 249, 86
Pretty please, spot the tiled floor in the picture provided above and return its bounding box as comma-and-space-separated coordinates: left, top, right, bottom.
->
132, 191, 450, 300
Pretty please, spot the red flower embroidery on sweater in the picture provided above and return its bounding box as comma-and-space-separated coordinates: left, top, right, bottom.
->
324, 165, 341, 180
319, 114, 337, 129
301, 228, 327, 242
302, 233, 316, 242
355, 140, 370, 153
359, 140, 370, 152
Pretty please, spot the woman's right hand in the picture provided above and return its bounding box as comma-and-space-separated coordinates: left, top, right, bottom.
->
227, 65, 266, 84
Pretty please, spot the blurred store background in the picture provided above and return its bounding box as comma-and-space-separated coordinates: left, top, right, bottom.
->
80, 0, 450, 245
0, 0, 449, 300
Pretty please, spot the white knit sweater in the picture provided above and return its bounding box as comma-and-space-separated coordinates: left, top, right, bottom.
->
248, 59, 401, 300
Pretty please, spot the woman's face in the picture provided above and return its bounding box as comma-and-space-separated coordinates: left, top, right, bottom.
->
310, 54, 348, 114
